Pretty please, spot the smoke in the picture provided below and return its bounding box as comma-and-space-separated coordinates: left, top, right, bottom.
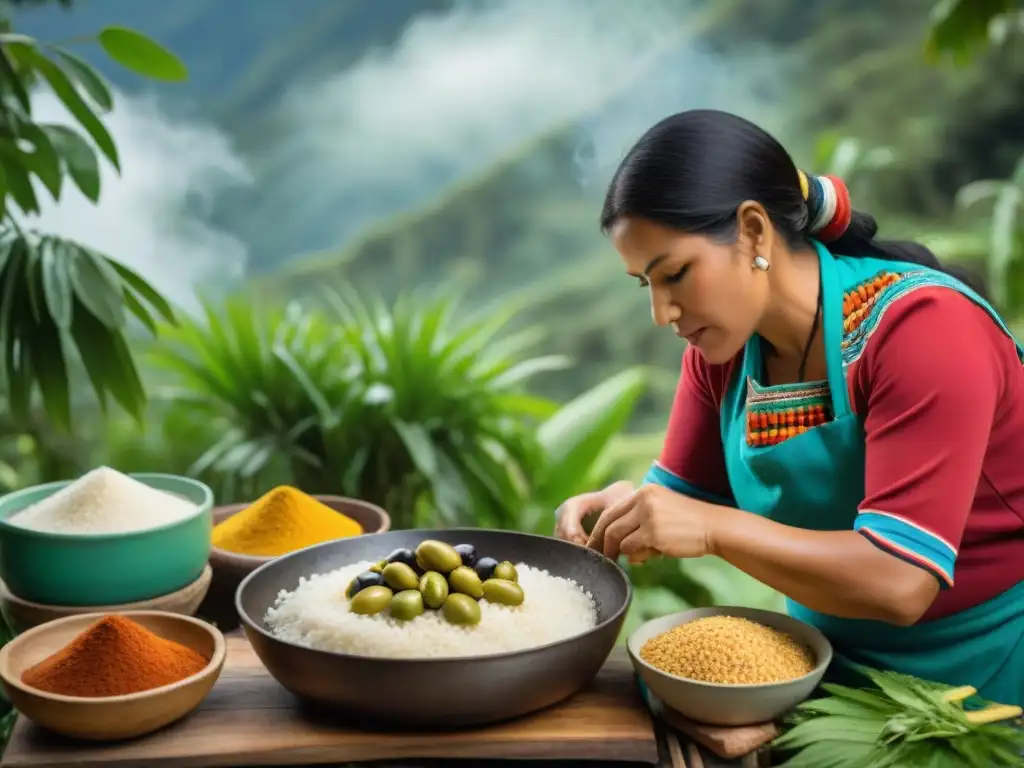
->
27, 90, 252, 312
255, 0, 791, 256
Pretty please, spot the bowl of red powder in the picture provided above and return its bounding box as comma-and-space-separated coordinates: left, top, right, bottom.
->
0, 610, 226, 741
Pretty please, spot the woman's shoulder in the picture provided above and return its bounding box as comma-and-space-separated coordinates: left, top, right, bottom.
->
841, 270, 1018, 373
846, 282, 1021, 409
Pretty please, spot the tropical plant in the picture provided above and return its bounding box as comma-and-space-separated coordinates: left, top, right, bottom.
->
773, 668, 1024, 767
151, 288, 570, 528
955, 151, 1024, 313
0, 7, 186, 431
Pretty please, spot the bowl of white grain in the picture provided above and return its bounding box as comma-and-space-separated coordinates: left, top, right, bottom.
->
0, 467, 213, 607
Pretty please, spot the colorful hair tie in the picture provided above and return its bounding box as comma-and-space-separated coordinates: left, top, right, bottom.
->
797, 169, 852, 242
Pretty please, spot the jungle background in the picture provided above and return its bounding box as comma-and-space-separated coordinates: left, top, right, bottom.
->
0, 0, 1020, 712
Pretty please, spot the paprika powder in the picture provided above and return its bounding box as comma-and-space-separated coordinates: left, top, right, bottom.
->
21, 615, 209, 697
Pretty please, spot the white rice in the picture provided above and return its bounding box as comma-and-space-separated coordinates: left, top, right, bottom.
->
265, 560, 599, 658
8, 466, 198, 535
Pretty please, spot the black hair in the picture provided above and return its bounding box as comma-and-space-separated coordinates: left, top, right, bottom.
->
600, 109, 987, 298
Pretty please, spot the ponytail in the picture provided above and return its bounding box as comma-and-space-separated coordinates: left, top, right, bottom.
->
798, 170, 989, 299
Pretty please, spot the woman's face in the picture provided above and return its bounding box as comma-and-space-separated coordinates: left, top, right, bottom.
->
610, 214, 770, 364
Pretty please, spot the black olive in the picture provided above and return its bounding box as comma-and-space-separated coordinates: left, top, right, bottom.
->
386, 548, 417, 569
346, 570, 384, 598
453, 543, 478, 568
474, 556, 499, 581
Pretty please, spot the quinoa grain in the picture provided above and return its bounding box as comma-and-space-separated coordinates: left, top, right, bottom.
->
639, 616, 816, 684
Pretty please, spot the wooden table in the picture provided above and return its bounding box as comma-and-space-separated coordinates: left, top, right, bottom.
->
2, 636, 758, 768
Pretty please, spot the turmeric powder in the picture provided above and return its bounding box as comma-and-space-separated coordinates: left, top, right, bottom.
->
212, 486, 363, 557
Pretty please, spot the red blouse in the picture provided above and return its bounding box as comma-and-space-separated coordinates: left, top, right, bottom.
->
658, 286, 1024, 621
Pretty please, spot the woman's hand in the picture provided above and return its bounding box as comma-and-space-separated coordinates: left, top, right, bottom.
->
586, 484, 716, 563
554, 481, 635, 546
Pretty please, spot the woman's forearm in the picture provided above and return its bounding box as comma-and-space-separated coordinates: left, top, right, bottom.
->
706, 505, 939, 625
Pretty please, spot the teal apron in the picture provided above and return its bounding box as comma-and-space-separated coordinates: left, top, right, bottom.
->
717, 241, 1024, 706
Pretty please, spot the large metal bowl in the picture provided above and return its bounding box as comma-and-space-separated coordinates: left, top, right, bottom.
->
236, 528, 631, 728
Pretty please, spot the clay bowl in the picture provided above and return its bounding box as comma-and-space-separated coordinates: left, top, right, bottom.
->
200, 495, 390, 631
627, 606, 833, 727
237, 528, 632, 729
0, 610, 226, 741
0, 564, 213, 636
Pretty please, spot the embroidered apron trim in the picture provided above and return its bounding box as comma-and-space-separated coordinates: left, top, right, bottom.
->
744, 268, 936, 448
745, 379, 832, 447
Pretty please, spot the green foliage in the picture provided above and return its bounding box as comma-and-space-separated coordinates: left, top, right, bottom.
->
926, 0, 1022, 64
0, 13, 187, 428
0, 229, 174, 430
954, 152, 1024, 313
150, 289, 566, 529
773, 668, 1024, 767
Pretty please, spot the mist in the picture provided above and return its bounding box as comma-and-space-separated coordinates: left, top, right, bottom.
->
248, 0, 790, 259
27, 91, 252, 312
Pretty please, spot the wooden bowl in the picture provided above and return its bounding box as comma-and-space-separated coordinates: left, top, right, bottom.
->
0, 564, 213, 636
0, 610, 226, 741
199, 495, 390, 631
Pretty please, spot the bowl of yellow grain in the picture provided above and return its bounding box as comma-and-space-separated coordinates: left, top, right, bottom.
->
627, 606, 832, 727
200, 487, 390, 630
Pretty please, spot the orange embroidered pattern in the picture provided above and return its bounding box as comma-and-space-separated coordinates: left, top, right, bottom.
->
841, 271, 903, 350
745, 271, 908, 448
745, 381, 832, 447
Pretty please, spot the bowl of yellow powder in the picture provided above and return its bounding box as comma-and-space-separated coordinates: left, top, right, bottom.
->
202, 487, 390, 630
627, 606, 832, 727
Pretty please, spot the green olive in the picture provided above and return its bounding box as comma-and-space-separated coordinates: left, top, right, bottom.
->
481, 578, 524, 606
350, 585, 393, 615
415, 540, 462, 574
345, 570, 384, 598
448, 565, 484, 599
418, 571, 449, 610
442, 593, 481, 626
493, 561, 518, 583
390, 589, 425, 621
382, 562, 419, 591
369, 559, 388, 574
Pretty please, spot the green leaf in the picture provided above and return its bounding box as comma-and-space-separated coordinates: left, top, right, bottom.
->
55, 50, 113, 111
0, 47, 31, 113
106, 259, 176, 323
68, 296, 145, 420
28, 313, 70, 431
97, 27, 188, 82
41, 124, 100, 202
23, 237, 43, 323
40, 239, 73, 330
122, 289, 156, 334
0, 139, 40, 215
67, 246, 124, 328
19, 124, 63, 201
534, 367, 646, 505
392, 419, 439, 478
20, 47, 120, 169
0, 240, 27, 412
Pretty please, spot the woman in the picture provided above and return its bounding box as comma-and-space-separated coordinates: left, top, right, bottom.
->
555, 109, 1024, 705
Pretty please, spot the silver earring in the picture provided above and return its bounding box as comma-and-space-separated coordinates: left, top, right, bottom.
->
753, 255, 770, 271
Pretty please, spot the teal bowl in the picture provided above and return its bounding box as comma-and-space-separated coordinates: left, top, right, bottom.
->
0, 473, 213, 607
